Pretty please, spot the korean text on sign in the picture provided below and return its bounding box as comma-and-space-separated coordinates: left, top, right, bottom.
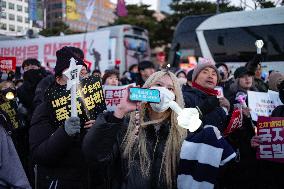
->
0, 101, 19, 129
257, 116, 284, 163
0, 46, 38, 66
103, 84, 133, 111
47, 76, 106, 126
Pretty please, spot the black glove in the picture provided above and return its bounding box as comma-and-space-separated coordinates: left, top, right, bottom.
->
197, 96, 219, 118
64, 117, 81, 136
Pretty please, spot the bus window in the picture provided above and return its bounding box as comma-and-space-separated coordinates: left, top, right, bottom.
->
124, 36, 149, 68
203, 24, 284, 63
98, 25, 150, 74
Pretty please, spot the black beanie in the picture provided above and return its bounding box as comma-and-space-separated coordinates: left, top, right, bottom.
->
54, 46, 87, 77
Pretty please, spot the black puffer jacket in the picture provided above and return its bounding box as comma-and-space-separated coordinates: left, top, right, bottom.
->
83, 112, 176, 189
29, 101, 89, 189
182, 84, 228, 132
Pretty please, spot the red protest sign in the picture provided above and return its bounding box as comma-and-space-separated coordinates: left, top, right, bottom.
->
257, 116, 284, 163
0, 57, 16, 72
224, 109, 242, 136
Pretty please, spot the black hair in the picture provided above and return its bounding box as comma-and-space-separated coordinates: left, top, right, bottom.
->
129, 64, 138, 72
92, 69, 101, 75
22, 58, 41, 69
102, 69, 119, 85
138, 61, 155, 71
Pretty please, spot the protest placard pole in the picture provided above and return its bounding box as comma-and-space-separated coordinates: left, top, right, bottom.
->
63, 58, 82, 117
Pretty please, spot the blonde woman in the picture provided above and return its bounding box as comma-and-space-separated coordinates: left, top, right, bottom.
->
83, 71, 187, 189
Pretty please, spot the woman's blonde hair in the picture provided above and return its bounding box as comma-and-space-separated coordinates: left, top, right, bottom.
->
121, 70, 187, 188
0, 81, 15, 90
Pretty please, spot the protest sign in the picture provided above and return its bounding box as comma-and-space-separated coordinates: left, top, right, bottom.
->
46, 76, 106, 127
224, 108, 242, 136
103, 84, 134, 111
0, 100, 23, 129
0, 31, 109, 72
257, 116, 284, 163
129, 88, 160, 103
248, 91, 281, 121
268, 90, 283, 107
0, 57, 16, 72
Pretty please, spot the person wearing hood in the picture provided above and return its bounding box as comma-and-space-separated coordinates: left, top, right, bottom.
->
83, 71, 188, 189
175, 70, 187, 86
182, 62, 230, 132
17, 58, 44, 120
29, 46, 93, 189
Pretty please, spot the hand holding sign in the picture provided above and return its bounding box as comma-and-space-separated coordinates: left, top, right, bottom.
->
63, 57, 82, 117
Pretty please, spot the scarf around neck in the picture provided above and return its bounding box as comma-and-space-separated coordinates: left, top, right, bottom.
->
192, 82, 219, 96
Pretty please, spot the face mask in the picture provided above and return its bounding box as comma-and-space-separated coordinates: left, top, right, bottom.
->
23, 69, 43, 84
149, 87, 175, 113
130, 72, 138, 80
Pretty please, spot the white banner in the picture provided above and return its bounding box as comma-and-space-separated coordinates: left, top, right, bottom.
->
103, 84, 135, 111
0, 31, 110, 72
248, 90, 283, 121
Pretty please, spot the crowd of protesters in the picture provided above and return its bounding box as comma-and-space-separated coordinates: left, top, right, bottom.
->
1, 45, 284, 189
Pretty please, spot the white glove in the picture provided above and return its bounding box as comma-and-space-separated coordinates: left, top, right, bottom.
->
177, 108, 202, 132
168, 101, 202, 132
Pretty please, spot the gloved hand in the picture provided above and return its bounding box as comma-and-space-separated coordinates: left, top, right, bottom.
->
64, 117, 81, 136
168, 101, 202, 132
17, 103, 28, 115
197, 96, 219, 118
177, 108, 202, 132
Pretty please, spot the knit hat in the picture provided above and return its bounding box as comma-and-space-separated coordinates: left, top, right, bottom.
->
234, 66, 254, 79
192, 63, 220, 82
54, 46, 87, 77
268, 72, 284, 92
